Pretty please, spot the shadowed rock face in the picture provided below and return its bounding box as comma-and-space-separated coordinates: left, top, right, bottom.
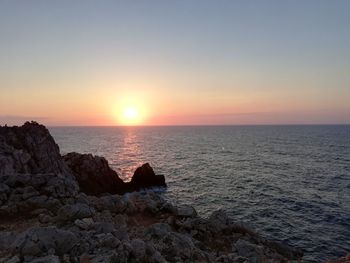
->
63, 153, 167, 195
0, 122, 79, 212
129, 163, 166, 191
0, 121, 73, 176
62, 153, 125, 195
0, 121, 166, 198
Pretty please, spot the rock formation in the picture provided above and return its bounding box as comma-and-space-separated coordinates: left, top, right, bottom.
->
0, 122, 304, 262
128, 163, 166, 191
62, 153, 126, 195
63, 153, 166, 195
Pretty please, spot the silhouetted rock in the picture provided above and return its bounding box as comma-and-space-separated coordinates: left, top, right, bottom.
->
62, 152, 126, 195
129, 163, 166, 190
63, 153, 166, 195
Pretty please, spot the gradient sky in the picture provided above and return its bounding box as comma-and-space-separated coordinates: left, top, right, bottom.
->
1, 0, 349, 125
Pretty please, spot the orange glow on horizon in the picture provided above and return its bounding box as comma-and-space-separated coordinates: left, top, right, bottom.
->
114, 101, 147, 126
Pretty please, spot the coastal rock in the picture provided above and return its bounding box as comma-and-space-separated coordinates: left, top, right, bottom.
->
131, 238, 146, 259
145, 224, 200, 261
3, 256, 21, 263
0, 122, 72, 176
234, 239, 264, 263
28, 255, 60, 263
11, 226, 78, 257
74, 218, 94, 230
92, 194, 126, 213
63, 153, 166, 195
0, 122, 79, 216
63, 152, 125, 195
129, 163, 167, 190
56, 203, 95, 222
326, 253, 350, 263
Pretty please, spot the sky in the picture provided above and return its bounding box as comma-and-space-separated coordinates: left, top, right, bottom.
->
0, 0, 349, 126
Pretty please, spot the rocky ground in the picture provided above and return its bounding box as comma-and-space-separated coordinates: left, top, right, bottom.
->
0, 122, 304, 263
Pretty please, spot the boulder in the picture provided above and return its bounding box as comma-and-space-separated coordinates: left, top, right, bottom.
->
11, 226, 78, 257
128, 163, 166, 191
57, 203, 95, 222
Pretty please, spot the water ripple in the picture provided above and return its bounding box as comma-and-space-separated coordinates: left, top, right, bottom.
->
51, 125, 350, 262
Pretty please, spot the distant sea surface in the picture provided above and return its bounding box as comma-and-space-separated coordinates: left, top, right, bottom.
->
50, 125, 350, 262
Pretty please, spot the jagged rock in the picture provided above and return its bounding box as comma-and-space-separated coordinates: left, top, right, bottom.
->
145, 224, 198, 261
0, 122, 79, 216
234, 239, 263, 263
131, 238, 146, 259
96, 233, 121, 248
265, 240, 304, 260
38, 214, 52, 224
63, 152, 125, 195
74, 218, 94, 230
124, 192, 164, 214
4, 256, 20, 263
63, 153, 167, 195
0, 122, 72, 175
57, 203, 95, 222
92, 194, 126, 213
92, 222, 116, 234
11, 226, 78, 257
0, 231, 15, 251
0, 123, 79, 198
89, 253, 119, 263
129, 163, 166, 190
326, 253, 350, 263
28, 255, 60, 263
145, 223, 172, 238
116, 241, 133, 262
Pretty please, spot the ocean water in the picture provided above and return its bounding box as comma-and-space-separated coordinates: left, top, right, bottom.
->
50, 125, 350, 262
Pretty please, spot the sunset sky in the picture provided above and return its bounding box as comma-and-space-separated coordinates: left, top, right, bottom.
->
1, 1, 349, 126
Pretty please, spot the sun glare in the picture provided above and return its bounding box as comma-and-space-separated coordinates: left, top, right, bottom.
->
123, 106, 138, 120
118, 105, 142, 125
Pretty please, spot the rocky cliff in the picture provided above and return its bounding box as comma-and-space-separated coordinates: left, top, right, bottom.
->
63, 153, 166, 195
0, 122, 303, 263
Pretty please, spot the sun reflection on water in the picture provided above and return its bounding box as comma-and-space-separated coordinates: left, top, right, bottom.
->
115, 128, 144, 182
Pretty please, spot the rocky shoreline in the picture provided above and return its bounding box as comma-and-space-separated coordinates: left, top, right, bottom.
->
0, 122, 305, 262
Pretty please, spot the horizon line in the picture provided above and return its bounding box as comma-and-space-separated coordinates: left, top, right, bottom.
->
46, 123, 350, 128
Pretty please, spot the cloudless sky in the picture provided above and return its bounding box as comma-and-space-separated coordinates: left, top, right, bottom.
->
1, 0, 349, 125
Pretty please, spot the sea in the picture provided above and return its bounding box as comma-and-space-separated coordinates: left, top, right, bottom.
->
50, 125, 350, 262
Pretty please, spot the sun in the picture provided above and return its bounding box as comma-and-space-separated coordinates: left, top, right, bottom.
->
118, 105, 142, 125
123, 106, 138, 120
